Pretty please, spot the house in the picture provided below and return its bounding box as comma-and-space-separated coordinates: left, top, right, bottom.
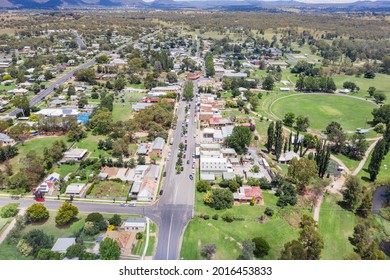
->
137, 178, 156, 201
278, 151, 300, 163
200, 143, 221, 152
221, 148, 237, 158
148, 137, 165, 157
208, 118, 232, 128
121, 217, 147, 232
200, 157, 228, 178
0, 133, 15, 146
51, 238, 76, 253
268, 60, 289, 70
136, 143, 150, 155
234, 186, 263, 204
132, 103, 153, 111
8, 88, 28, 95
63, 148, 88, 162
223, 71, 247, 79
65, 183, 86, 195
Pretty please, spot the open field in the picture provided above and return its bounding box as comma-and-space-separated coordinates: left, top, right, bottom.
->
7, 135, 68, 173
88, 181, 131, 198
318, 194, 356, 259
333, 74, 390, 103
271, 94, 377, 131
73, 133, 110, 158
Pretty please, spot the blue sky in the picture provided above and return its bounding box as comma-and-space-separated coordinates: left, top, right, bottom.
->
145, 0, 382, 3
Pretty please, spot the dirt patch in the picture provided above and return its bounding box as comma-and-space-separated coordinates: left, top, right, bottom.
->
101, 166, 120, 177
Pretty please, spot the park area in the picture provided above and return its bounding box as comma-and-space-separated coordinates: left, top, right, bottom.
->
271, 94, 377, 131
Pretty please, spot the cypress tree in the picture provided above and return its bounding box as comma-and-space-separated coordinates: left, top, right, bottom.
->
266, 122, 275, 153
274, 121, 283, 160
368, 139, 386, 181
288, 132, 292, 151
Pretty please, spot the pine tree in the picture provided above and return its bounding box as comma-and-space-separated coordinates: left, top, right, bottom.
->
266, 122, 275, 153
274, 121, 283, 160
368, 139, 386, 181
288, 132, 292, 151
356, 191, 372, 218
383, 121, 390, 155
283, 137, 288, 154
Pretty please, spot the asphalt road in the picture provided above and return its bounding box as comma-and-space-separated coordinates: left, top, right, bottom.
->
71, 30, 87, 50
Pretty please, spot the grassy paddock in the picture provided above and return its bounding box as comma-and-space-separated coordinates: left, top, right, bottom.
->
271, 94, 376, 131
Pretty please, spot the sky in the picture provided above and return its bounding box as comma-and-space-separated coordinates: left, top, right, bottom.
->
153, 0, 380, 3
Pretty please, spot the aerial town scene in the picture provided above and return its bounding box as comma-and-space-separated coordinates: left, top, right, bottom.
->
0, 0, 389, 262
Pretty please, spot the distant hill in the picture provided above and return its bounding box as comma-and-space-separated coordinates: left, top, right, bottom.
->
2, 0, 390, 12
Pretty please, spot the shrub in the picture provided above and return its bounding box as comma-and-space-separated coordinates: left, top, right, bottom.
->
212, 214, 219, 220
221, 211, 234, 223
0, 203, 19, 218
85, 212, 104, 223
17, 239, 33, 256
201, 243, 216, 260
83, 221, 100, 236
252, 237, 270, 258
264, 207, 274, 217
26, 203, 49, 222
109, 214, 122, 226
136, 232, 143, 240
203, 214, 210, 220
197, 180, 211, 192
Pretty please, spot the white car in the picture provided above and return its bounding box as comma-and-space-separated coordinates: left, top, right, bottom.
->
191, 169, 195, 174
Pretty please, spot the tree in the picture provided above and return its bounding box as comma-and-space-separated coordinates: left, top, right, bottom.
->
266, 122, 275, 152
67, 85, 75, 97
274, 121, 283, 159
364, 70, 376, 79
109, 214, 122, 227
183, 80, 194, 101
368, 86, 376, 97
279, 240, 307, 260
201, 243, 216, 260
275, 183, 297, 207
295, 115, 310, 132
68, 125, 86, 142
345, 134, 369, 160
99, 237, 120, 260
342, 176, 363, 211
197, 180, 211, 192
239, 239, 255, 260
262, 74, 274, 91
89, 108, 112, 135
356, 191, 372, 218
205, 52, 215, 77
367, 139, 386, 181
74, 67, 96, 84
226, 126, 252, 154
0, 203, 18, 218
372, 104, 390, 125
26, 203, 49, 222
114, 77, 126, 91
23, 229, 54, 257
65, 244, 86, 259
17, 239, 33, 256
205, 188, 234, 210
228, 179, 239, 192
374, 92, 387, 103
36, 248, 62, 260
12, 96, 30, 116
299, 223, 324, 260
252, 237, 270, 258
349, 222, 387, 260
55, 201, 79, 226
96, 54, 109, 64
326, 122, 346, 154
288, 158, 318, 191
166, 72, 178, 83
283, 112, 295, 127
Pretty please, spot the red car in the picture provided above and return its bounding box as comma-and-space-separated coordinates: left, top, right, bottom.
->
183, 154, 186, 159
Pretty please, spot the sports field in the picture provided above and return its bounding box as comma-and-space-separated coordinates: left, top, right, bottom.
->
271, 94, 377, 131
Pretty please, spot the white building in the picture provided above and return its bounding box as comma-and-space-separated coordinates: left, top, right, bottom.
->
200, 157, 228, 178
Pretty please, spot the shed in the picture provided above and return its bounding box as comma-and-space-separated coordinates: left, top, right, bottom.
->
51, 238, 76, 253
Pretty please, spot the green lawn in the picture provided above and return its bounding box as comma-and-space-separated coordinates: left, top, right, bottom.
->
358, 147, 390, 183
55, 163, 80, 178
332, 153, 360, 173
112, 103, 132, 122
333, 74, 390, 103
73, 133, 110, 158
146, 236, 156, 256
8, 135, 68, 173
88, 181, 131, 198
271, 94, 377, 131
182, 190, 301, 260
318, 193, 356, 260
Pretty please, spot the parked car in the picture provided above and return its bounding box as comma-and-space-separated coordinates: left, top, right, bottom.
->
187, 159, 190, 164
189, 174, 193, 180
